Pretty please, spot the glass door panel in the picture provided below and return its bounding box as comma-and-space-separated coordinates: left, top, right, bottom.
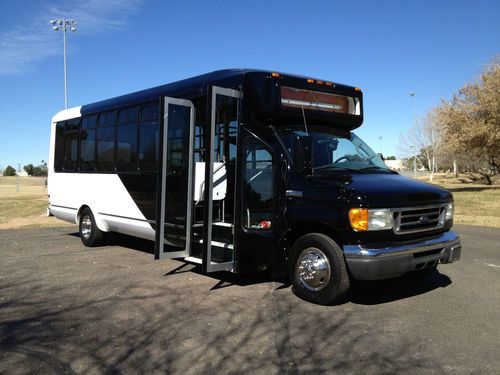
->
155, 97, 195, 259
203, 86, 241, 272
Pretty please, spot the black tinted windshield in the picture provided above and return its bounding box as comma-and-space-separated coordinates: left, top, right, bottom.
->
277, 126, 390, 172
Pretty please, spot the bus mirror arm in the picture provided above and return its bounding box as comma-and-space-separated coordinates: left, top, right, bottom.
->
291, 135, 313, 176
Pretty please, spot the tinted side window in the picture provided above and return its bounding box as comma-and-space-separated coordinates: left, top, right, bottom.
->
80, 129, 96, 171
54, 122, 65, 171
117, 124, 138, 171
62, 120, 79, 172
117, 108, 138, 172
139, 103, 160, 172
242, 139, 275, 230
139, 120, 159, 171
97, 111, 116, 171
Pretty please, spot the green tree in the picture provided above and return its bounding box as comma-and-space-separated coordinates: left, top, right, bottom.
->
23, 164, 34, 176
32, 165, 48, 176
436, 57, 500, 183
3, 165, 17, 176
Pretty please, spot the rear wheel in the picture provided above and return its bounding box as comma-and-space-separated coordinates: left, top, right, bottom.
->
289, 233, 350, 305
79, 207, 104, 247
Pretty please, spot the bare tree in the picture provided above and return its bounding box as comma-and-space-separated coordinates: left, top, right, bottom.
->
399, 111, 444, 182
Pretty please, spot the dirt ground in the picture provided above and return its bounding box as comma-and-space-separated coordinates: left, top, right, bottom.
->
1, 224, 499, 374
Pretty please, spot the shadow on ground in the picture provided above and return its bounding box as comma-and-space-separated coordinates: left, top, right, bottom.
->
0, 271, 444, 374
349, 269, 451, 305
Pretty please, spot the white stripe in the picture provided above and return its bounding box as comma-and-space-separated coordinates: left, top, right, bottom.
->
484, 263, 500, 268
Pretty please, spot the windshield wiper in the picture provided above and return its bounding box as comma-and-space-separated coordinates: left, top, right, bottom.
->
313, 165, 358, 172
359, 166, 397, 173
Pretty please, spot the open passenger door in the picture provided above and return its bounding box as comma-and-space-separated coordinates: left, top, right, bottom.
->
155, 97, 195, 259
202, 86, 242, 272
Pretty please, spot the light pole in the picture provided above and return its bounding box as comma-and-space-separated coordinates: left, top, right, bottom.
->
50, 19, 77, 109
378, 136, 383, 155
409, 91, 417, 178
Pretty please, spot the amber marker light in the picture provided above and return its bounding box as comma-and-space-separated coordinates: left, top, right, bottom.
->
271, 72, 281, 78
354, 87, 362, 92
307, 79, 314, 83
349, 208, 368, 231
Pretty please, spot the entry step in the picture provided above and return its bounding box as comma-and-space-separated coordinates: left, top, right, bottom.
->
196, 239, 234, 250
212, 222, 233, 228
184, 256, 202, 264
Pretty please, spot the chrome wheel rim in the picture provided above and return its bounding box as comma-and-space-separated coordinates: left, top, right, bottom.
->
296, 247, 331, 291
81, 215, 92, 240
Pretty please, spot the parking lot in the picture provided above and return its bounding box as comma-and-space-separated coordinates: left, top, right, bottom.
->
1, 224, 499, 374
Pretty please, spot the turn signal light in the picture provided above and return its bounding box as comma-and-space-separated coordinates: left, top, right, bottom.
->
349, 208, 368, 232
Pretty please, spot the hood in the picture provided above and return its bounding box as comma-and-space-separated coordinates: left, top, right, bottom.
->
306, 172, 452, 208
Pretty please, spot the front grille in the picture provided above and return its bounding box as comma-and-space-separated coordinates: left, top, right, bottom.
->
392, 205, 446, 235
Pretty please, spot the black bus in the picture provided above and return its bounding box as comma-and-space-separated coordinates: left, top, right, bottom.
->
49, 69, 461, 304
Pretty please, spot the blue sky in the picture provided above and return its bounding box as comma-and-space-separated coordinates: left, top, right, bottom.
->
0, 0, 498, 170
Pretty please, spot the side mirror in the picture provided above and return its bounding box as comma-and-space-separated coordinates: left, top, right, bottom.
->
377, 152, 385, 161
291, 135, 313, 175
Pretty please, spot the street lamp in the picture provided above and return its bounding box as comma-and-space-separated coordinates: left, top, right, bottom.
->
409, 91, 417, 178
50, 19, 77, 109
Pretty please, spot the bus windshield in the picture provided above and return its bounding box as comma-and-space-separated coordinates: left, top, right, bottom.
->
276, 126, 390, 172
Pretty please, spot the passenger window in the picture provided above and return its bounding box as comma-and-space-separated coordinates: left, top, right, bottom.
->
139, 104, 160, 171
54, 122, 65, 171
97, 111, 116, 171
82, 115, 97, 130
54, 120, 79, 172
117, 108, 139, 172
242, 139, 275, 230
63, 120, 79, 171
79, 128, 96, 171
117, 124, 138, 171
139, 120, 159, 171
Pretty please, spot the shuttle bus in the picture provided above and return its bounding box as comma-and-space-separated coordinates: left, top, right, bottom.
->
48, 69, 461, 304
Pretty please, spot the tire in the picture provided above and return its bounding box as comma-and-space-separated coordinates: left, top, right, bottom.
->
79, 207, 104, 247
289, 233, 350, 305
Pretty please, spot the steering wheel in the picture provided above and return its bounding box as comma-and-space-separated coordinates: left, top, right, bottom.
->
333, 156, 351, 164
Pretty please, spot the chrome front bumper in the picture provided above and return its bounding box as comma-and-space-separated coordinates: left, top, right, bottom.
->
343, 231, 461, 280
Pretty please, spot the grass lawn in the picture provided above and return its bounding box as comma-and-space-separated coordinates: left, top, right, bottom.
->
1, 174, 499, 229
0, 176, 72, 229
445, 187, 500, 227
416, 173, 500, 228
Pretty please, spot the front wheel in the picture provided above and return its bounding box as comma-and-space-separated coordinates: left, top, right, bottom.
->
79, 207, 104, 247
289, 233, 350, 305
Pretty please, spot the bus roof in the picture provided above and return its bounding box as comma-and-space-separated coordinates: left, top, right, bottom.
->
52, 69, 358, 118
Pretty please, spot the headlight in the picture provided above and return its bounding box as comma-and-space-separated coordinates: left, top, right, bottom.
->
445, 202, 454, 221
349, 208, 393, 231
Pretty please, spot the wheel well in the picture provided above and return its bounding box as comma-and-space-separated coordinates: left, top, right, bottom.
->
282, 221, 342, 259
76, 205, 91, 224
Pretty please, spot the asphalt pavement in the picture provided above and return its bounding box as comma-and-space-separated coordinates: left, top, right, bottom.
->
0, 224, 499, 374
